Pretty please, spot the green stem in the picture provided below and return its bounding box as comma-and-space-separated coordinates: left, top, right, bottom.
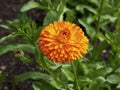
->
34, 45, 67, 89
34, 43, 54, 76
71, 61, 79, 90
92, 0, 104, 60
96, 0, 104, 35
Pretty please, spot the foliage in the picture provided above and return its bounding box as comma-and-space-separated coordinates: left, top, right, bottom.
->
0, 0, 120, 90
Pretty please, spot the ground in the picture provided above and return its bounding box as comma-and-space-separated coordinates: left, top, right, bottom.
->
0, 0, 45, 90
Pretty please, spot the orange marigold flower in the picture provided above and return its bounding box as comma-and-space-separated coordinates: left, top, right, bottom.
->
38, 21, 89, 63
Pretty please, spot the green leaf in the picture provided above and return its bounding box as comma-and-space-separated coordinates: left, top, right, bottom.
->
50, 64, 62, 70
56, 0, 68, 21
77, 60, 89, 75
43, 10, 58, 26
117, 83, 120, 89
12, 72, 52, 87
76, 5, 84, 13
88, 76, 106, 90
0, 24, 16, 31
12, 71, 61, 90
0, 32, 20, 43
88, 43, 93, 52
20, 1, 48, 12
95, 76, 106, 85
106, 74, 120, 84
87, 63, 113, 80
105, 31, 113, 45
89, 83, 103, 90
32, 82, 41, 90
34, 26, 43, 41
40, 0, 52, 9
0, 44, 35, 56
78, 19, 95, 38
78, 76, 93, 85
65, 10, 75, 22
100, 15, 117, 23
84, 5, 98, 14
61, 68, 74, 81
32, 81, 57, 90
52, 0, 61, 10
0, 19, 20, 31
15, 54, 33, 64
115, 67, 120, 73
76, 5, 98, 14
88, 0, 99, 6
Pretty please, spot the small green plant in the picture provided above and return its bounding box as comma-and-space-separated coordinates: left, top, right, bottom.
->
0, 0, 120, 90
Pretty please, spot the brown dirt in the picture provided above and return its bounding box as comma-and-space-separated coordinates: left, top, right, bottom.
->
0, 0, 45, 90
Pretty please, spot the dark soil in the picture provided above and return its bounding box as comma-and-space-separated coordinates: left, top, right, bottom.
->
0, 0, 45, 90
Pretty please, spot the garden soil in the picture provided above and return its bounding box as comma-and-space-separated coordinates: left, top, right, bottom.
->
0, 0, 45, 90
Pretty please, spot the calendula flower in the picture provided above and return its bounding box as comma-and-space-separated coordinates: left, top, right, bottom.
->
38, 21, 89, 63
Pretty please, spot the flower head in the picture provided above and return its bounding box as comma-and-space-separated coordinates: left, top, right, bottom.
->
38, 21, 89, 63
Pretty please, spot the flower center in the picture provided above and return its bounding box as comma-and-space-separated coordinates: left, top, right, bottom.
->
56, 29, 71, 43
63, 32, 67, 35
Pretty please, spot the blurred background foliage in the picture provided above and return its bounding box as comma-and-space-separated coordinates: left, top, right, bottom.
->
0, 0, 120, 90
